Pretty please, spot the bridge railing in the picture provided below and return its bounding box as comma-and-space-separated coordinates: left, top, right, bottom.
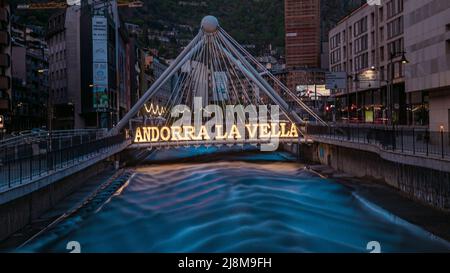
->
0, 129, 109, 164
307, 124, 450, 160
0, 133, 126, 191
0, 129, 108, 150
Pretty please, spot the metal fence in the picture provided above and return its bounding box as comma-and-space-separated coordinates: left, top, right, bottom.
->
0, 129, 108, 150
307, 125, 450, 159
0, 130, 108, 164
0, 133, 126, 191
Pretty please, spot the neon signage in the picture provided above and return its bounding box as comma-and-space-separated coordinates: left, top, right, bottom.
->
134, 123, 299, 143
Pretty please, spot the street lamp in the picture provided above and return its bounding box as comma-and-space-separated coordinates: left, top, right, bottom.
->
89, 84, 100, 128
388, 51, 409, 126
400, 52, 409, 64
37, 67, 52, 153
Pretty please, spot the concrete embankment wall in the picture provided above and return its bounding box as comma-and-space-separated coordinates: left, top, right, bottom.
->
0, 160, 113, 242
0, 148, 149, 243
282, 143, 450, 211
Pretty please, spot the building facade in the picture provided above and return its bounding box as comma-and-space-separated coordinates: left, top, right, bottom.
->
285, 0, 321, 69
282, 0, 366, 120
46, 1, 134, 129
47, 7, 81, 129
11, 22, 49, 131
0, 1, 11, 133
404, 0, 450, 131
329, 0, 407, 124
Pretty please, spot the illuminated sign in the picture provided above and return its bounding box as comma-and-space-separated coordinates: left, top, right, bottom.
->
297, 85, 330, 99
144, 103, 167, 116
357, 69, 380, 89
134, 123, 299, 143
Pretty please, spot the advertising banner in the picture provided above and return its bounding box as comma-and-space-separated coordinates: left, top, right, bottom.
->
92, 15, 109, 111
296, 85, 330, 100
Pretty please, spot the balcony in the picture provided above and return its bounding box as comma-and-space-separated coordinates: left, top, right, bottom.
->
0, 75, 10, 90
0, 53, 10, 68
0, 30, 9, 46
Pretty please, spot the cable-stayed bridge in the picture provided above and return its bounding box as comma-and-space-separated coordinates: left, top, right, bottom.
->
0, 16, 324, 201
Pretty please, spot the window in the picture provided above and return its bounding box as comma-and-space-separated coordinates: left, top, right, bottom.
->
355, 53, 369, 71
387, 16, 403, 39
387, 0, 403, 19
354, 34, 368, 54
371, 50, 376, 66
330, 33, 341, 50
330, 49, 341, 65
387, 38, 404, 57
398, 0, 403, 13
354, 17, 368, 37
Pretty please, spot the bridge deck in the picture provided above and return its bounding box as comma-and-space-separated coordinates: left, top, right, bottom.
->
128, 138, 312, 149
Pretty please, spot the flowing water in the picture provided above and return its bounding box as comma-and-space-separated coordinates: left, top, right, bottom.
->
20, 147, 450, 252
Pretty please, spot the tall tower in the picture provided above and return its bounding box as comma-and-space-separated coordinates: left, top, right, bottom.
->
284, 0, 321, 68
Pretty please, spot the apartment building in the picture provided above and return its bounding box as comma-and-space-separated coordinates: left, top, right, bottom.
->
329, 0, 407, 124
11, 23, 49, 131
47, 7, 81, 129
285, 0, 321, 69
47, 1, 136, 129
404, 0, 450, 131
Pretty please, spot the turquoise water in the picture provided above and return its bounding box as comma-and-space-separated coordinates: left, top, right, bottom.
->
20, 148, 450, 252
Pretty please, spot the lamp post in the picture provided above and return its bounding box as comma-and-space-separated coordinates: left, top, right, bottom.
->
353, 73, 360, 123
89, 84, 100, 128
440, 125, 445, 158
346, 74, 352, 123
346, 74, 359, 123
37, 68, 51, 151
388, 51, 408, 126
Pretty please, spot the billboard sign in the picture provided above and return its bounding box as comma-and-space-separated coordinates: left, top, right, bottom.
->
296, 85, 330, 100
325, 72, 347, 89
92, 15, 109, 111
358, 69, 380, 89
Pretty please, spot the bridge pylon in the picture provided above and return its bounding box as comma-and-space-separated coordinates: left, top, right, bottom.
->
111, 16, 327, 138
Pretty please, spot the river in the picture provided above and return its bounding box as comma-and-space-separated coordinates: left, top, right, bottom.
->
20, 146, 450, 252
